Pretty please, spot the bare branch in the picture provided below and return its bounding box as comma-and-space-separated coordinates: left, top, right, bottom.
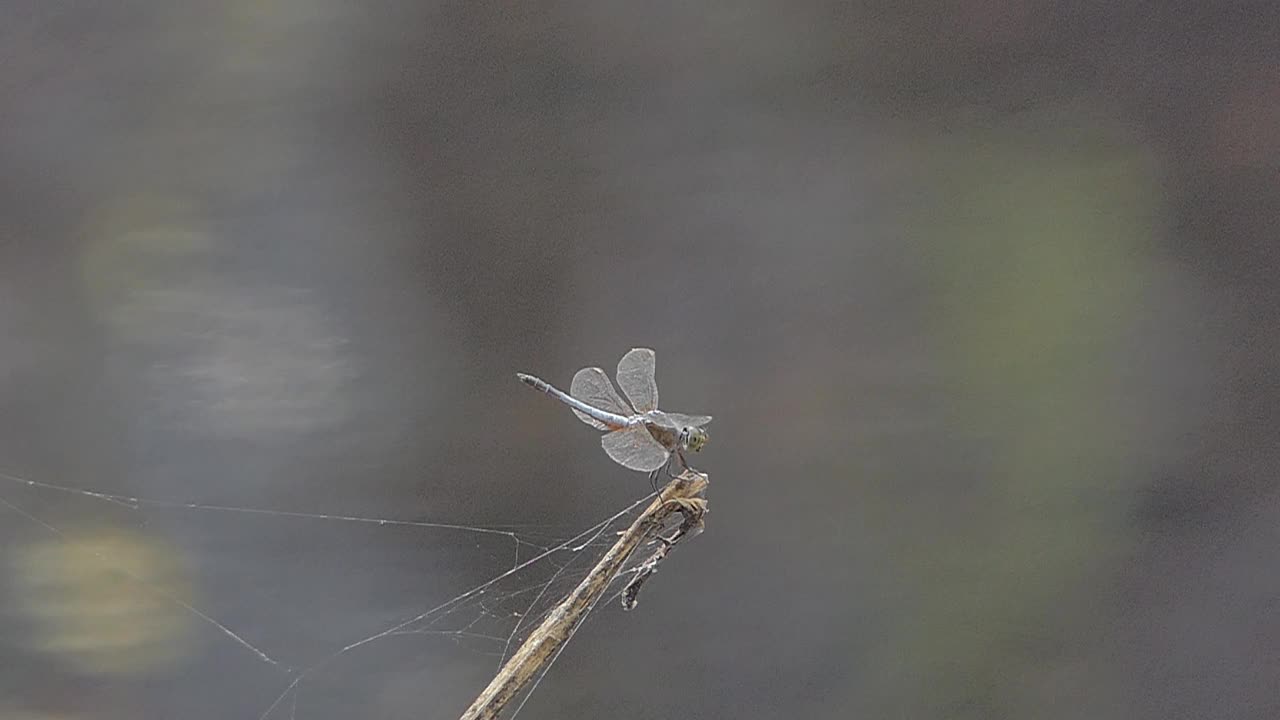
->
458, 471, 709, 720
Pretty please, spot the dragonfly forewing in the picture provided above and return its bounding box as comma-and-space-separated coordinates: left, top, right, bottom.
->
616, 348, 659, 413
601, 424, 670, 472
655, 411, 713, 429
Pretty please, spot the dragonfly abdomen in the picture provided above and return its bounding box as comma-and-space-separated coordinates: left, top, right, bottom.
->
516, 372, 553, 394
516, 373, 633, 429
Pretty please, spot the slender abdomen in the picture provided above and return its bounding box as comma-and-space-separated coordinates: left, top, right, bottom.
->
517, 373, 551, 393
516, 372, 631, 428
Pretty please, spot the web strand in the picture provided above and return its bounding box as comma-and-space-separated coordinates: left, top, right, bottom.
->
0, 467, 655, 718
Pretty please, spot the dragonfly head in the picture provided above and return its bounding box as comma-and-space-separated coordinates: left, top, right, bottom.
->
681, 426, 709, 452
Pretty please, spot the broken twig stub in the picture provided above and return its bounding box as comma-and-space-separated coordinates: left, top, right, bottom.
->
622, 496, 706, 610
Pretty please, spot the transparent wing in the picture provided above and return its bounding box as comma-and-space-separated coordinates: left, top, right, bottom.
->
616, 348, 659, 413
660, 412, 712, 428
601, 424, 670, 472
570, 367, 632, 429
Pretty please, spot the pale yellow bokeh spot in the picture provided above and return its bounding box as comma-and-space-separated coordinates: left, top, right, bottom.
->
8, 528, 195, 677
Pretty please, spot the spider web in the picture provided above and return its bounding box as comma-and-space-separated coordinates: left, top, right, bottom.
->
0, 469, 660, 719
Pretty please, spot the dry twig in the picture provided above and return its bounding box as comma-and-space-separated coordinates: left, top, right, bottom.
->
457, 470, 709, 720
621, 496, 706, 611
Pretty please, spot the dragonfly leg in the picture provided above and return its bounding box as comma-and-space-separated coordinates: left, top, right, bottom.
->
648, 454, 680, 491
666, 450, 687, 478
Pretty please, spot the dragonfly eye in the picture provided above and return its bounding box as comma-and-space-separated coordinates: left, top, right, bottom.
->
684, 427, 708, 451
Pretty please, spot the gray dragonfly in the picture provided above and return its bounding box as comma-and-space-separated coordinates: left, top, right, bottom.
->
517, 348, 711, 482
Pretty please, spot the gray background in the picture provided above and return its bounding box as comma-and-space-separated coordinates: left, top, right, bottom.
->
2, 2, 1278, 718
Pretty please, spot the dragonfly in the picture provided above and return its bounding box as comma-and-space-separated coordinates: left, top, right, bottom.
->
517, 348, 711, 484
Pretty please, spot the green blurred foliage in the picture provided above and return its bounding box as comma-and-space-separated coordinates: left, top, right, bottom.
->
869, 110, 1159, 718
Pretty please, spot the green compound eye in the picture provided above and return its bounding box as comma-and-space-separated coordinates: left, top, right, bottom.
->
686, 428, 708, 451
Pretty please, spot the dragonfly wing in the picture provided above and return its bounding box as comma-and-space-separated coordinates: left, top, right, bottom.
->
661, 412, 713, 428
616, 348, 659, 413
601, 424, 670, 472
570, 367, 632, 429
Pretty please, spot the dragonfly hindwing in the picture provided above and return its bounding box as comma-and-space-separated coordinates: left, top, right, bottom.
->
570, 367, 631, 429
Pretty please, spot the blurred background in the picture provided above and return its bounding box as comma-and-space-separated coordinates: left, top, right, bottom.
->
1, 1, 1278, 718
